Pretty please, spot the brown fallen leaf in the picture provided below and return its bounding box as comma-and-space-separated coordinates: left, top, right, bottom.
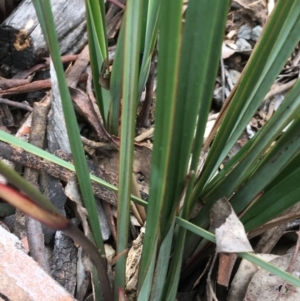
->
69, 87, 111, 142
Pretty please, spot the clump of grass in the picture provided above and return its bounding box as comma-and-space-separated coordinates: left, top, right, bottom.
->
1, 0, 300, 300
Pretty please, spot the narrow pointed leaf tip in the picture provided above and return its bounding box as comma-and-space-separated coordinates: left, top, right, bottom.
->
0, 183, 69, 230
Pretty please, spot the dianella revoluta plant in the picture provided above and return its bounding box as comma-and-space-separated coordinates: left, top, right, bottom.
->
1, 0, 300, 300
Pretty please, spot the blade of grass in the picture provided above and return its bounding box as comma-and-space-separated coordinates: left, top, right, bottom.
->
149, 225, 174, 300
109, 0, 160, 135
176, 0, 231, 214
139, 1, 230, 298
114, 0, 143, 296
138, 0, 160, 98
137, 241, 157, 300
86, 0, 108, 56
229, 116, 300, 214
241, 149, 300, 228
108, 21, 125, 135
242, 167, 300, 231
203, 77, 300, 203
164, 227, 186, 301
184, 2, 300, 258
192, 0, 300, 205
137, 0, 184, 295
160, 0, 230, 299
86, 0, 111, 125
139, 0, 149, 53
32, 0, 104, 252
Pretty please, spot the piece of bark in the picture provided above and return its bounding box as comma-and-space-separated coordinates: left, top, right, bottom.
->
0, 143, 70, 184
76, 265, 91, 301
13, 107, 45, 241
1, 79, 52, 96
24, 102, 50, 272
0, 0, 87, 75
65, 177, 111, 240
48, 62, 71, 153
46, 63, 83, 294
64, 178, 90, 235
217, 253, 237, 287
0, 103, 14, 127
75, 247, 92, 301
3, 214, 14, 232
40, 172, 67, 244
50, 230, 78, 295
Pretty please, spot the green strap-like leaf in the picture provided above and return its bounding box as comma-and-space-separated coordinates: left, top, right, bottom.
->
203, 77, 300, 204
242, 165, 300, 231
137, 0, 184, 294
32, 0, 104, 253
229, 115, 300, 213
149, 225, 174, 300
108, 20, 125, 135
114, 0, 143, 295
192, 0, 300, 205
86, 0, 111, 125
162, 0, 230, 298
138, 0, 160, 98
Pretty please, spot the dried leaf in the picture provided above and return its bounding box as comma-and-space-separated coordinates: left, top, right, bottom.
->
210, 197, 253, 253
222, 42, 236, 59
228, 254, 278, 301
244, 253, 300, 301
